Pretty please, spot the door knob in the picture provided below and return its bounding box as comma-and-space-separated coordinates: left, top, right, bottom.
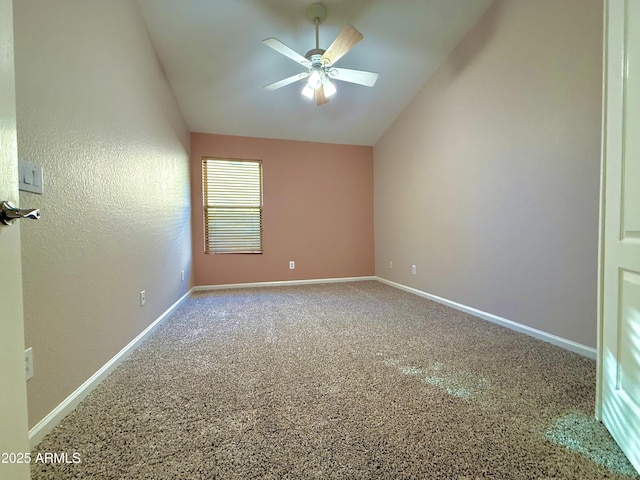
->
1, 201, 41, 226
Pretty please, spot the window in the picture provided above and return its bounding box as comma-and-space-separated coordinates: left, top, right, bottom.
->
202, 158, 263, 254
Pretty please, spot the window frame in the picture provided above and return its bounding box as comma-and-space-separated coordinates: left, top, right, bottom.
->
202, 157, 263, 255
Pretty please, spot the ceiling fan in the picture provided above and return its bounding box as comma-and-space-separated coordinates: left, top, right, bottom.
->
262, 3, 379, 106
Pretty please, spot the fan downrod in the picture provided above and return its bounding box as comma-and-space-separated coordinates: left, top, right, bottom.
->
305, 3, 327, 59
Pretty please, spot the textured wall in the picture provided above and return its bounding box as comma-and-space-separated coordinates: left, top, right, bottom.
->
191, 133, 374, 285
374, 0, 602, 347
14, 0, 192, 428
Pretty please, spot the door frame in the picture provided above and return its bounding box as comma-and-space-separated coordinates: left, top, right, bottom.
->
595, 0, 608, 424
0, 0, 31, 479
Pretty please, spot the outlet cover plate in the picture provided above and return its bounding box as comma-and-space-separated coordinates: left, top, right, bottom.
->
25, 347, 33, 380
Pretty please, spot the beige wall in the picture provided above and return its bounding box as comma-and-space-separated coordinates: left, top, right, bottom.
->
14, 0, 192, 428
191, 133, 374, 285
374, 0, 603, 347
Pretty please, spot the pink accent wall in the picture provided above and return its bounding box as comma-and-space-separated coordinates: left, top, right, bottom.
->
191, 133, 374, 286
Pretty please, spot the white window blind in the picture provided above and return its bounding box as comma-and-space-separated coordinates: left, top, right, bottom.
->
203, 158, 263, 254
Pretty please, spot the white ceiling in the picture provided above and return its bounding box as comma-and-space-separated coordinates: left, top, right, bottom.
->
137, 0, 493, 146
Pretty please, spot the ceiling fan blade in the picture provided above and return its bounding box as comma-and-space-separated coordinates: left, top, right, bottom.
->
264, 73, 309, 91
332, 68, 379, 87
321, 25, 363, 66
315, 85, 330, 106
262, 37, 309, 66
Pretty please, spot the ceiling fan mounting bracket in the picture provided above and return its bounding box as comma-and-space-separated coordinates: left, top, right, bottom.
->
306, 3, 327, 25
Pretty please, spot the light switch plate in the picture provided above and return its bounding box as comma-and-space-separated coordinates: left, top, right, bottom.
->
19, 160, 44, 194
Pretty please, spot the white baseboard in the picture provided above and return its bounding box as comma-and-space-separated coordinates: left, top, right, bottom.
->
376, 277, 597, 360
28, 288, 193, 448
193, 276, 377, 292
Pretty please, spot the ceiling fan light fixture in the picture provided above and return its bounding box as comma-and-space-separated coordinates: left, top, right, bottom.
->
323, 78, 336, 97
307, 68, 322, 89
301, 83, 315, 99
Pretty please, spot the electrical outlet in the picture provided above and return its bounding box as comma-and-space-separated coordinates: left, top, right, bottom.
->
140, 290, 146, 306
289, 261, 295, 270
181, 270, 185, 281
25, 347, 33, 381
411, 264, 417, 275
389, 261, 393, 269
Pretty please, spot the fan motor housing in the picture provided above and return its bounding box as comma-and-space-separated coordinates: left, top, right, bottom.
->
305, 49, 325, 60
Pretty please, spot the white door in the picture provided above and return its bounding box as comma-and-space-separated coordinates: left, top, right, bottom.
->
600, 0, 640, 474
0, 0, 31, 478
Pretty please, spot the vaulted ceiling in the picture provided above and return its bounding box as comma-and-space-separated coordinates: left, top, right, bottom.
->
137, 0, 493, 146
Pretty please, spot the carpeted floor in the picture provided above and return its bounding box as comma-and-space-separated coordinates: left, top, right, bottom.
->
31, 281, 639, 479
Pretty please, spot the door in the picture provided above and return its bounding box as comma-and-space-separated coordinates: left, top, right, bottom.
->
0, 0, 31, 478
599, 0, 640, 474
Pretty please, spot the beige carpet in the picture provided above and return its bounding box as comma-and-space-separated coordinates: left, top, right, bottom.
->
31, 281, 639, 479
